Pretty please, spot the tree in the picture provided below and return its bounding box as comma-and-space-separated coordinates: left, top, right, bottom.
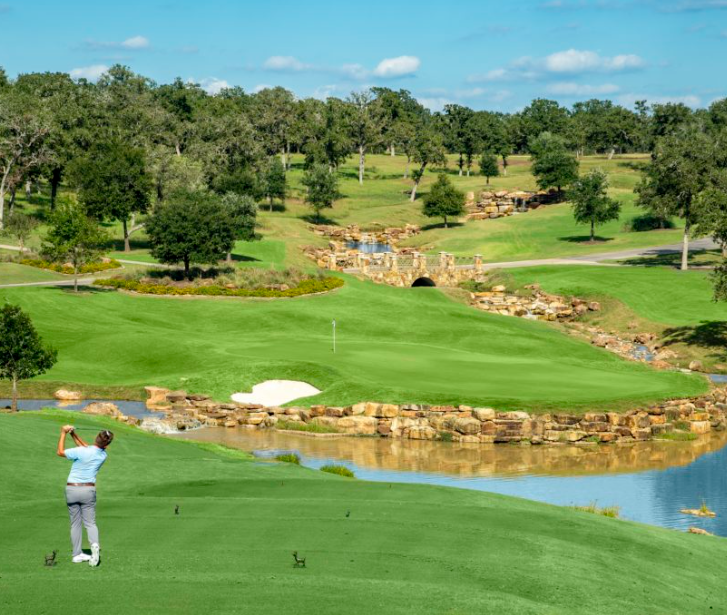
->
146, 189, 235, 279
251, 87, 296, 167
410, 121, 447, 202
301, 164, 339, 223
347, 90, 384, 185
0, 304, 57, 412
300, 98, 351, 171
694, 168, 727, 297
42, 197, 108, 291
443, 104, 474, 176
635, 127, 714, 270
479, 152, 499, 185
529, 132, 579, 196
262, 157, 286, 212
221, 192, 257, 262
422, 174, 465, 228
568, 169, 621, 242
70, 138, 152, 252
0, 88, 51, 229
3, 212, 38, 253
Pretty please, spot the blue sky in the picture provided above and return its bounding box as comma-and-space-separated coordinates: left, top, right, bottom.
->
1, 0, 726, 111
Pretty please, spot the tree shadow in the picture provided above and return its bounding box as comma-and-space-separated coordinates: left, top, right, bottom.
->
558, 235, 614, 244
299, 214, 337, 225
105, 237, 152, 252
618, 161, 648, 172
230, 254, 261, 263
259, 203, 287, 213
662, 321, 727, 360
55, 285, 115, 295
421, 221, 466, 231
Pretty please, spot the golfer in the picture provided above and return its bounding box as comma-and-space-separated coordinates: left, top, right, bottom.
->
56, 424, 114, 567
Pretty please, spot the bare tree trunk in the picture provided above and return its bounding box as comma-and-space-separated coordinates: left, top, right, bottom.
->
358, 145, 365, 185
50, 167, 61, 209
591, 219, 595, 242
11, 375, 18, 412
9, 187, 16, 217
25, 180, 31, 199
502, 157, 508, 177
269, 196, 273, 213
444, 216, 448, 229
404, 156, 410, 179
722, 243, 727, 259
607, 147, 615, 160
681, 222, 690, 271
73, 263, 79, 292
390, 143, 395, 157
410, 164, 426, 202
184, 255, 191, 280
281, 150, 287, 169
123, 218, 131, 253
458, 154, 463, 177
226, 251, 232, 263
175, 143, 182, 157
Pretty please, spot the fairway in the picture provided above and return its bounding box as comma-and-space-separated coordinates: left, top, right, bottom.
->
0, 276, 705, 410
1, 410, 725, 615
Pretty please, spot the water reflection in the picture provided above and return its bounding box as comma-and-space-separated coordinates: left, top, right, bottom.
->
177, 428, 727, 536
346, 241, 392, 254
3, 398, 160, 420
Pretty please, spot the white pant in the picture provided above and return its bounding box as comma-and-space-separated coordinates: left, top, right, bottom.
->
65, 486, 98, 556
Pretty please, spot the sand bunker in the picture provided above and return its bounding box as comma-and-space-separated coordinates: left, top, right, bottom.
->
231, 380, 321, 406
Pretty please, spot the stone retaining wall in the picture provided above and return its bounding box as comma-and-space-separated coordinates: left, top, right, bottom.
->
470, 284, 601, 321
141, 386, 727, 445
464, 189, 560, 220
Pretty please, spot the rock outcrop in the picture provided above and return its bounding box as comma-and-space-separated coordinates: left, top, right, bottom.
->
54, 389, 83, 401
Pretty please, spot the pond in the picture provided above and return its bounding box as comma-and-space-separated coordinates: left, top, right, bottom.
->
2, 398, 160, 420
177, 427, 727, 537
346, 241, 392, 254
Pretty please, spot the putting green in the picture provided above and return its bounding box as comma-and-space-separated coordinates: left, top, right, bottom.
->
1, 411, 725, 615
0, 275, 705, 410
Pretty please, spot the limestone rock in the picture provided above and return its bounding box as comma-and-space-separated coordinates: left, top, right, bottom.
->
54, 389, 82, 401
688, 360, 704, 372
82, 402, 121, 417
473, 407, 496, 421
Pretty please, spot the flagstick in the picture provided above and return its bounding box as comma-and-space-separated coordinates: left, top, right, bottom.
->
332, 319, 336, 353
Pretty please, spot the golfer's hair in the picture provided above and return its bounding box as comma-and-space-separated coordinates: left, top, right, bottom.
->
95, 430, 114, 448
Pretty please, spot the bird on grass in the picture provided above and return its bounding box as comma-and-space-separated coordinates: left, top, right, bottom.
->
44, 550, 57, 567
345, 510, 351, 518
175, 505, 180, 515
292, 551, 306, 568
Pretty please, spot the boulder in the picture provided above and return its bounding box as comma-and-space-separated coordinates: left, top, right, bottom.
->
688, 360, 704, 372
165, 391, 188, 403
54, 389, 82, 401
82, 402, 121, 417
690, 421, 711, 434
454, 417, 481, 435
473, 407, 496, 421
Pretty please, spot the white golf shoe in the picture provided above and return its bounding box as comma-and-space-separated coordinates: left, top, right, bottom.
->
72, 553, 91, 563
89, 543, 100, 567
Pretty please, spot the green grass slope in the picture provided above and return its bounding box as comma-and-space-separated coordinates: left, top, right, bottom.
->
508, 266, 727, 327
0, 262, 67, 284
1, 411, 725, 615
0, 277, 705, 410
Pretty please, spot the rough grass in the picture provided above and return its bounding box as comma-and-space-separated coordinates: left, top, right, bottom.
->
0, 276, 706, 411
572, 502, 621, 518
1, 410, 726, 615
320, 464, 355, 478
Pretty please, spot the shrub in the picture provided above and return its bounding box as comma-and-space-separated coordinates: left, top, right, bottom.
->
438, 431, 454, 442
623, 214, 675, 232
20, 258, 121, 275
320, 464, 355, 478
274, 453, 301, 464
93, 275, 344, 298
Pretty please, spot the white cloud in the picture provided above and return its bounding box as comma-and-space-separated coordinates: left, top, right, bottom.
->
199, 77, 230, 94
417, 96, 455, 112
312, 84, 340, 100
253, 84, 273, 93
468, 49, 644, 83
617, 92, 702, 107
263, 56, 313, 72
261, 55, 420, 80
372, 55, 420, 78
82, 35, 150, 51
69, 64, 109, 81
121, 35, 149, 49
546, 82, 620, 95
454, 87, 486, 98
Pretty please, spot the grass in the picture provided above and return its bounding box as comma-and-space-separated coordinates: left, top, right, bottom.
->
319, 464, 355, 478
653, 432, 697, 442
572, 502, 621, 518
1, 409, 726, 615
0, 276, 706, 411
508, 266, 725, 327
0, 262, 67, 284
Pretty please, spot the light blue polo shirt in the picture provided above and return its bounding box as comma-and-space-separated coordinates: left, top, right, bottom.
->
65, 446, 108, 484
